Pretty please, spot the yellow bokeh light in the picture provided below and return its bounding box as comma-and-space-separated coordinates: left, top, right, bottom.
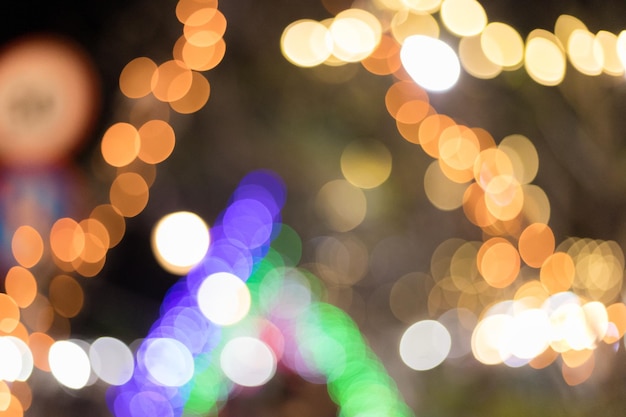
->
340, 139, 392, 189
152, 211, 210, 275
400, 35, 460, 92
525, 29, 566, 86
11, 225, 43, 268
401, 0, 442, 13
480, 22, 524, 69
567, 29, 603, 76
329, 9, 382, 63
440, 0, 487, 37
281, 19, 332, 67
390, 10, 440, 44
315, 179, 367, 232
424, 160, 468, 211
499, 134, 539, 185
554, 14, 587, 52
594, 30, 623, 76
458, 35, 502, 79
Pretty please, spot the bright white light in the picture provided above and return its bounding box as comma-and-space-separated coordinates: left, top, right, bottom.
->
197, 272, 251, 325
0, 337, 23, 381
152, 211, 210, 275
90, 337, 134, 386
220, 337, 277, 387
49, 340, 91, 389
399, 320, 451, 370
502, 309, 551, 360
142, 338, 194, 387
400, 35, 460, 92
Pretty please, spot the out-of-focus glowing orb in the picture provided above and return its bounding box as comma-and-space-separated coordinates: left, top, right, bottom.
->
0, 337, 23, 382
142, 338, 194, 387
0, 35, 99, 166
152, 211, 210, 275
281, 19, 333, 67
399, 320, 451, 370
220, 337, 277, 387
89, 337, 134, 386
400, 35, 460, 92
197, 272, 251, 325
49, 340, 91, 389
340, 139, 392, 189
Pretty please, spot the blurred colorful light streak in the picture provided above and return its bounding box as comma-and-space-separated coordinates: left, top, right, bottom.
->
107, 169, 413, 417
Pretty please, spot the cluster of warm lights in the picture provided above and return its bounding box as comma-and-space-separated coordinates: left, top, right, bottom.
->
282, 0, 626, 386
283, 0, 626, 89
0, 0, 225, 414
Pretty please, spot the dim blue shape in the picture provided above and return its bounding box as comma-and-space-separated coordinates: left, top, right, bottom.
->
235, 169, 286, 211
129, 391, 174, 417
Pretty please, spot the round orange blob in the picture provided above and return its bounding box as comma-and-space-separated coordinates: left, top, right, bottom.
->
176, 0, 219, 24
181, 37, 226, 71
361, 35, 402, 76
11, 225, 43, 268
151, 60, 194, 103
9, 382, 32, 411
0, 395, 23, 417
477, 238, 520, 288
605, 302, 626, 343
79, 218, 110, 263
28, 332, 54, 372
0, 35, 99, 166
109, 172, 149, 217
419, 114, 456, 158
119, 57, 157, 99
183, 9, 227, 47
385, 80, 429, 120
4, 266, 37, 308
462, 183, 497, 228
562, 353, 595, 386
169, 71, 211, 114
90, 204, 126, 248
49, 275, 84, 318
21, 294, 54, 333
49, 217, 85, 263
101, 122, 140, 168
137, 120, 176, 164
0, 293, 20, 333
0, 381, 9, 411
518, 223, 555, 268
540, 252, 575, 294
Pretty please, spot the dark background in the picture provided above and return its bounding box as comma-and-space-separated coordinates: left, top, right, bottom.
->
3, 0, 626, 416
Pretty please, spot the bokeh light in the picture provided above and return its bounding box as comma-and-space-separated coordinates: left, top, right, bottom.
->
197, 272, 251, 325
399, 320, 451, 370
140, 337, 195, 387
49, 340, 91, 390
340, 139, 392, 189
220, 336, 277, 387
440, 0, 487, 37
400, 35, 461, 92
152, 211, 210, 275
315, 179, 367, 232
89, 337, 134, 386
